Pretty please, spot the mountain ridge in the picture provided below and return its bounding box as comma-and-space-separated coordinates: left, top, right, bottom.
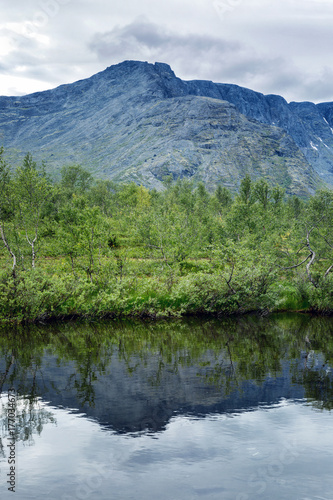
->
1, 60, 332, 196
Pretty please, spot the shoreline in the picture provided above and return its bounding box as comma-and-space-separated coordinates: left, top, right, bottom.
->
1, 305, 332, 326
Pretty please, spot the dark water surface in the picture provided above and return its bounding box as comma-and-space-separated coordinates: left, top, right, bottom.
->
0, 314, 333, 499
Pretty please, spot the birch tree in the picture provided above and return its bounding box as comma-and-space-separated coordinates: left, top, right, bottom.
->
0, 148, 17, 275
14, 153, 50, 268
279, 189, 333, 287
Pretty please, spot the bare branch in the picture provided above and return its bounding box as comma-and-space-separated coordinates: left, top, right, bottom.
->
316, 230, 333, 249
226, 260, 235, 285
296, 244, 307, 255
324, 264, 333, 278
278, 253, 312, 270
224, 261, 237, 295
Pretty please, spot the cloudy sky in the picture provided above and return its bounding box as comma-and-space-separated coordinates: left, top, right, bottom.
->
0, 0, 333, 102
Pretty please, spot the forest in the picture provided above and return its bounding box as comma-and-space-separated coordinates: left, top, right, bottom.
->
1, 146, 333, 322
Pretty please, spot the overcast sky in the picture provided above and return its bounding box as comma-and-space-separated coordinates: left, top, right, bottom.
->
1, 0, 333, 102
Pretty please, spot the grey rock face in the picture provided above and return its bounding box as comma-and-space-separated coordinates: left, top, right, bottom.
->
184, 80, 333, 185
0, 60, 330, 194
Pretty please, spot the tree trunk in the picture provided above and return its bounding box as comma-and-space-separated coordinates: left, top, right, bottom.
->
0, 221, 16, 276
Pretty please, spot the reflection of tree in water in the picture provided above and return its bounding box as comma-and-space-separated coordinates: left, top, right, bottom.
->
0, 326, 57, 452
289, 321, 333, 411
15, 397, 56, 444
0, 314, 333, 425
0, 323, 113, 409
0, 432, 4, 461
114, 315, 333, 411
301, 367, 333, 410
52, 325, 114, 407
0, 325, 49, 399
0, 394, 56, 461
135, 316, 289, 396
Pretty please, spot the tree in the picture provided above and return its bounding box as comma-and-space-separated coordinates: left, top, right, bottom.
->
195, 182, 209, 205
58, 195, 110, 281
239, 174, 252, 205
0, 148, 17, 275
87, 179, 117, 217
287, 196, 303, 219
271, 185, 285, 206
253, 179, 270, 210
60, 164, 93, 195
279, 189, 333, 287
14, 153, 51, 268
136, 185, 151, 211
214, 185, 232, 212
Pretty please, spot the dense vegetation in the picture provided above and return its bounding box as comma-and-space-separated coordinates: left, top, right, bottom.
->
1, 147, 333, 322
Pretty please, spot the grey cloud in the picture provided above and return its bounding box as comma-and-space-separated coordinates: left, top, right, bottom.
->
88, 18, 333, 103
294, 70, 333, 103
89, 19, 240, 62
2, 0, 333, 103
89, 20, 293, 89
2, 42, 49, 79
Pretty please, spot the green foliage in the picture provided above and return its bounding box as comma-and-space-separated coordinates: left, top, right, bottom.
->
239, 174, 252, 205
214, 185, 233, 211
307, 274, 333, 312
253, 178, 270, 209
0, 147, 13, 220
1, 149, 333, 322
60, 164, 93, 194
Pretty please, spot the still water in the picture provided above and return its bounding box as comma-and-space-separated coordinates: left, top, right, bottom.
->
0, 314, 333, 499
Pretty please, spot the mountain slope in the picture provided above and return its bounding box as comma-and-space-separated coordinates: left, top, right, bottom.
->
0, 60, 330, 195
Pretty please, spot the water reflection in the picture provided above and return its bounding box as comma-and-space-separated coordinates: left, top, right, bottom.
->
1, 314, 333, 430
0, 314, 332, 499
1, 399, 332, 500
0, 394, 56, 455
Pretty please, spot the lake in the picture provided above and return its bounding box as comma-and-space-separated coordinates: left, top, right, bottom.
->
0, 313, 333, 499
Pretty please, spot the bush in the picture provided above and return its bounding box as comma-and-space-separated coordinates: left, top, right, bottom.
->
307, 275, 333, 312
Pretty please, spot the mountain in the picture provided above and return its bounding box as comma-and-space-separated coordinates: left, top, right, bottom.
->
1, 60, 333, 196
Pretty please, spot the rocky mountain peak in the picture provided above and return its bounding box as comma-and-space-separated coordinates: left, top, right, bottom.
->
0, 60, 332, 195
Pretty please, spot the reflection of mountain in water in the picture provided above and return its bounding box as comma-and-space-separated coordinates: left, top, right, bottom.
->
1, 314, 333, 434
2, 351, 304, 434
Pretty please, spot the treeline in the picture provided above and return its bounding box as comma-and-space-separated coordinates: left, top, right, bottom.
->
1, 147, 333, 322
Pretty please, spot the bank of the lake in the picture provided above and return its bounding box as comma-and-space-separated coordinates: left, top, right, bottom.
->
0, 266, 332, 323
